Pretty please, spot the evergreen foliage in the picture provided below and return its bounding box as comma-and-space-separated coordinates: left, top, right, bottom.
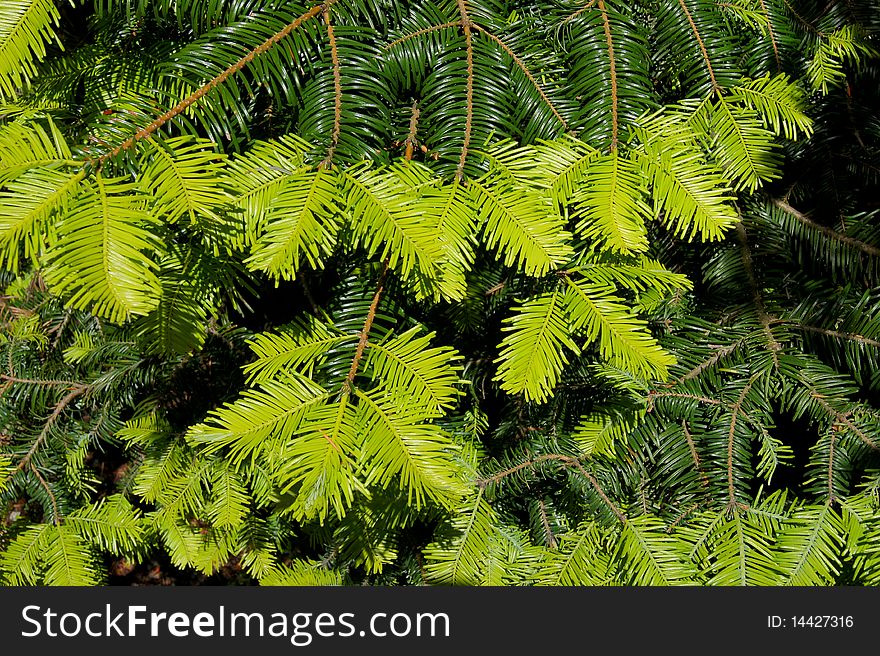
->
0, 0, 878, 586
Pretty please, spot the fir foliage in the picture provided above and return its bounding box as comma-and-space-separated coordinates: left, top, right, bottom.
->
0, 0, 878, 586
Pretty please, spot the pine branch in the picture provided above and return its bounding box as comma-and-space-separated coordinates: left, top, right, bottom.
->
682, 420, 709, 487
773, 199, 880, 258
404, 100, 420, 161
0, 374, 86, 388
646, 390, 723, 409
14, 385, 88, 474
455, 0, 475, 182
676, 0, 719, 92
537, 498, 557, 549
810, 393, 878, 451
727, 374, 759, 508
672, 340, 742, 385
345, 262, 390, 387
596, 0, 619, 149
827, 428, 837, 503
383, 22, 462, 50
564, 0, 599, 23
93, 2, 331, 164
470, 24, 568, 130
778, 0, 821, 34
792, 323, 880, 349
321, 8, 342, 169
478, 452, 627, 522
756, 0, 781, 70
735, 221, 781, 366
30, 463, 59, 525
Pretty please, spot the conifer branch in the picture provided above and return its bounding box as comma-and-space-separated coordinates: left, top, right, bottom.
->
676, 0, 719, 91
93, 3, 331, 164
456, 0, 475, 182
564, 0, 598, 23
537, 498, 557, 548
383, 22, 462, 50
735, 221, 782, 366
404, 100, 420, 161
30, 463, 60, 525
321, 8, 342, 169
828, 428, 837, 502
345, 261, 390, 387
596, 0, 619, 148
646, 390, 723, 410
470, 24, 568, 130
727, 374, 759, 508
811, 393, 878, 451
773, 199, 880, 257
667, 503, 702, 532
14, 386, 88, 473
682, 420, 709, 487
791, 323, 880, 349
673, 341, 743, 385
757, 0, 781, 70
478, 453, 627, 522
779, 0, 822, 34
477, 453, 568, 487
0, 374, 87, 389
574, 461, 628, 524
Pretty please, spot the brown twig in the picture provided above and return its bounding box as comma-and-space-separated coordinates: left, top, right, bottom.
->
345, 261, 390, 386
757, 0, 781, 70
321, 8, 343, 169
92, 3, 330, 164
537, 498, 558, 549
456, 0, 475, 182
676, 0, 719, 92
671, 341, 742, 385
14, 387, 88, 473
646, 390, 723, 410
470, 24, 568, 130
596, 0, 619, 149
811, 393, 878, 451
735, 221, 782, 367
477, 453, 627, 523
30, 464, 60, 525
791, 323, 880, 349
773, 198, 880, 258
563, 0, 599, 22
383, 21, 462, 50
404, 100, 420, 161
682, 420, 709, 487
667, 503, 702, 533
827, 428, 837, 503
0, 374, 87, 389
727, 374, 760, 509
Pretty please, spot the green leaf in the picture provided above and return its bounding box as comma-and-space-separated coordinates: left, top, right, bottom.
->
245, 167, 340, 281
354, 386, 466, 508
563, 276, 675, 381
495, 289, 579, 404
571, 151, 651, 254
66, 495, 143, 554
44, 173, 162, 323
0, 0, 60, 100
140, 136, 229, 225
470, 172, 572, 276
